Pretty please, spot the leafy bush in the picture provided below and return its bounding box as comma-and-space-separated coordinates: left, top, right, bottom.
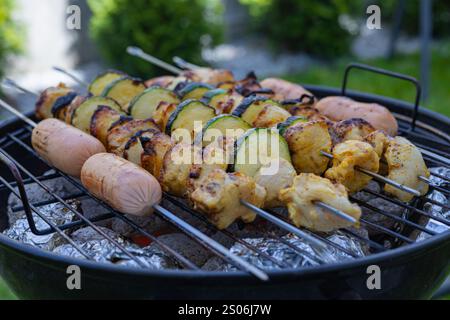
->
240, 0, 359, 58
0, 0, 22, 78
88, 0, 223, 78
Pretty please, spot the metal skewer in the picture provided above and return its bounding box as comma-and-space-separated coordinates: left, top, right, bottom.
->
126, 46, 183, 75
3, 78, 38, 97
52, 66, 89, 87
173, 56, 203, 70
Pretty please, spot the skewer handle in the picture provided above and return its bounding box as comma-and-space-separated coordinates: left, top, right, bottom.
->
172, 56, 202, 70
126, 46, 183, 75
2, 78, 38, 97
0, 98, 37, 128
52, 66, 88, 87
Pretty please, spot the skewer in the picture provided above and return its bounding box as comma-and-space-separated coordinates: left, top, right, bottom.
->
126, 46, 183, 75
3, 78, 38, 97
173, 56, 202, 70
52, 66, 88, 87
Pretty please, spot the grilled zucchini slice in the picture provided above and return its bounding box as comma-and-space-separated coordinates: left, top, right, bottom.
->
88, 70, 126, 96
35, 83, 73, 119
196, 114, 251, 147
276, 116, 308, 136
64, 95, 86, 124
233, 128, 291, 177
178, 82, 214, 100
166, 99, 215, 140
51, 92, 77, 120
71, 96, 123, 133
90, 106, 123, 145
202, 89, 243, 114
129, 87, 179, 120
102, 76, 146, 113
123, 129, 160, 166
107, 118, 159, 156
232, 96, 290, 127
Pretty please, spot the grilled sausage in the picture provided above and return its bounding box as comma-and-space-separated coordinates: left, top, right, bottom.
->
31, 118, 105, 177
81, 153, 162, 216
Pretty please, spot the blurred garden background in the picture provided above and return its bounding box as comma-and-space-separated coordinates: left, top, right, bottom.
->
0, 0, 449, 299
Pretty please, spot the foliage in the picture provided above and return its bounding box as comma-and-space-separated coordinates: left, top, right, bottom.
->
239, 0, 359, 58
0, 0, 22, 78
88, 0, 223, 78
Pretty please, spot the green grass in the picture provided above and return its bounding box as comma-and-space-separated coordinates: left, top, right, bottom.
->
282, 42, 450, 117
0, 278, 16, 300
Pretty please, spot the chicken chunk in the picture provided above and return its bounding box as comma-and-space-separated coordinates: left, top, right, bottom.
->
288, 106, 329, 122
141, 132, 174, 178
364, 130, 389, 158
279, 173, 361, 232
252, 105, 291, 128
260, 78, 314, 100
190, 169, 266, 229
330, 118, 375, 145
325, 140, 380, 193
254, 158, 296, 208
182, 68, 235, 85
283, 120, 332, 175
384, 136, 430, 202
152, 101, 177, 132
35, 83, 73, 119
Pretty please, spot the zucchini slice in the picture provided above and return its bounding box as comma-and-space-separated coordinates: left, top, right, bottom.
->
107, 118, 159, 156
35, 83, 73, 119
90, 106, 123, 145
51, 92, 77, 120
88, 70, 126, 96
276, 115, 308, 136
196, 114, 251, 147
177, 82, 214, 101
123, 129, 160, 166
233, 128, 291, 177
165, 99, 215, 140
71, 96, 123, 133
232, 96, 290, 127
64, 95, 86, 124
101, 76, 146, 113
129, 87, 179, 120
201, 89, 243, 114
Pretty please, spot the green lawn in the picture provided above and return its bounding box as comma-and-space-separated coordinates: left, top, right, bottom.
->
0, 278, 16, 300
283, 42, 450, 118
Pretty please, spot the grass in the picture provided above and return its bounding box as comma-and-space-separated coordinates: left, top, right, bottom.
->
0, 278, 16, 300
282, 42, 450, 117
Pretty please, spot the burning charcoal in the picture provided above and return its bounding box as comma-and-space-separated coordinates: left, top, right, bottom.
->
353, 181, 381, 203
201, 256, 226, 271
78, 198, 113, 228
149, 233, 213, 266
361, 197, 407, 235
111, 214, 169, 237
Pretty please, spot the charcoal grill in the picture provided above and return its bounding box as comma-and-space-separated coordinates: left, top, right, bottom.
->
0, 64, 449, 299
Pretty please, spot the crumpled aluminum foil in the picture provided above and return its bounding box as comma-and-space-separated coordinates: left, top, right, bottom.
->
417, 167, 450, 241
3, 201, 76, 250
215, 231, 366, 271
52, 226, 175, 269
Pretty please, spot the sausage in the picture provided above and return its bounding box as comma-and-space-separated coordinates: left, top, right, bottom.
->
31, 118, 106, 177
315, 96, 398, 136
260, 78, 314, 100
81, 153, 162, 216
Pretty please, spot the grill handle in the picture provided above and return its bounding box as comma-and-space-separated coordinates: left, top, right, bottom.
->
341, 63, 421, 131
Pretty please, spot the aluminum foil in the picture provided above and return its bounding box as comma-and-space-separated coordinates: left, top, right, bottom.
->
211, 231, 366, 271
417, 167, 450, 241
52, 226, 175, 269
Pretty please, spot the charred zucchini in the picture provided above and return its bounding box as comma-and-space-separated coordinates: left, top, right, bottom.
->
51, 92, 77, 120
276, 116, 308, 136
196, 114, 251, 147
233, 128, 291, 177
232, 96, 290, 127
107, 118, 159, 156
88, 70, 126, 96
71, 96, 123, 133
202, 89, 243, 114
165, 99, 215, 140
101, 76, 146, 113
177, 82, 214, 101
90, 106, 123, 145
129, 87, 179, 120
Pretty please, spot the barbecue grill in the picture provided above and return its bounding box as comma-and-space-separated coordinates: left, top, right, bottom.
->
0, 64, 449, 299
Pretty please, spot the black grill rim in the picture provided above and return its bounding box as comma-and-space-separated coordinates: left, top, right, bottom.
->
0, 85, 449, 280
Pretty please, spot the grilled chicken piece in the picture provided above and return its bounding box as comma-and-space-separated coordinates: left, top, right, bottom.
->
325, 140, 379, 193
182, 68, 235, 85
152, 101, 177, 131
364, 130, 389, 158
188, 136, 234, 192
141, 132, 174, 178
384, 136, 430, 202
288, 106, 329, 122
279, 173, 361, 232
190, 169, 266, 229
159, 143, 201, 197
35, 83, 73, 119
106, 118, 159, 156
254, 158, 296, 208
260, 78, 314, 100
283, 120, 332, 175
145, 76, 176, 88
315, 96, 398, 136
330, 118, 375, 145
